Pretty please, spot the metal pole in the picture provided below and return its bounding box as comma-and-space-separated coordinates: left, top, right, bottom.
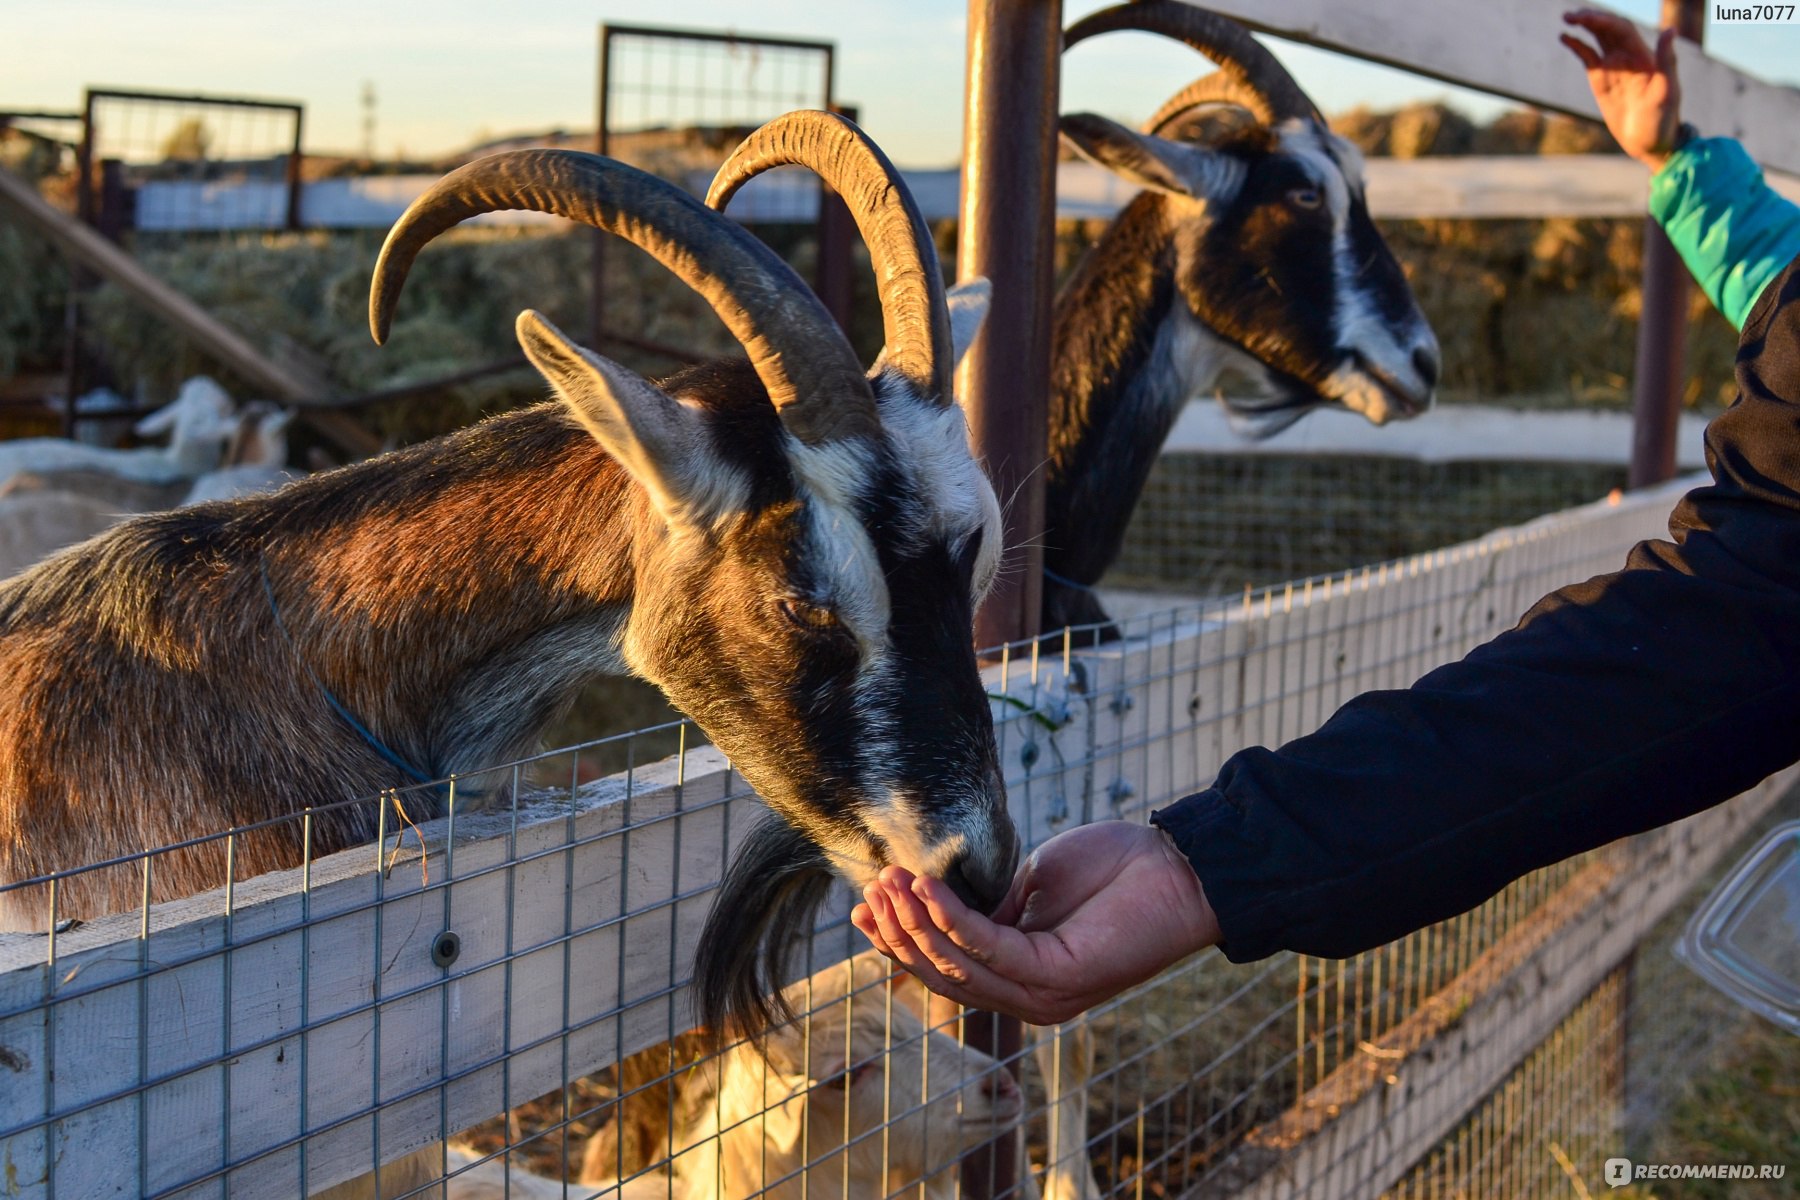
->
286, 105, 305, 231
959, 0, 1060, 652
958, 3, 1060, 1197
65, 90, 98, 438
1628, 0, 1704, 489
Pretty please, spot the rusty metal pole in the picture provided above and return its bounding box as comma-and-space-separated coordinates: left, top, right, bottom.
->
957, 2, 1060, 1197
1628, 0, 1704, 489
960, 0, 1060, 651
285, 106, 305, 232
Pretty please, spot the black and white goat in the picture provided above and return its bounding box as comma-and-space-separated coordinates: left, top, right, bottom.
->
1043, 0, 1440, 631
0, 136, 1017, 1055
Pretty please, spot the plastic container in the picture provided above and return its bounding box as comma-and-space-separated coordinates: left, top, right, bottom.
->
1675, 819, 1800, 1034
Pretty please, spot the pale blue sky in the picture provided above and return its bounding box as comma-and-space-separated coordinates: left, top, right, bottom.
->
10, 1, 1799, 166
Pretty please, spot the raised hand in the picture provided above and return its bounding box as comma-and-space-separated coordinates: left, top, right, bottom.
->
851, 820, 1222, 1024
1561, 8, 1683, 171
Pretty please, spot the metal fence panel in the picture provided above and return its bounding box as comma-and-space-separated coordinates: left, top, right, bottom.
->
2, 471, 1770, 1199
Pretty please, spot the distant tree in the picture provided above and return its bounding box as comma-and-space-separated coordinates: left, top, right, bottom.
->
160, 117, 212, 162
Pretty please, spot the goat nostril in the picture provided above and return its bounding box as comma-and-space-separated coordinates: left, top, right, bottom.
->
942, 853, 1010, 916
1412, 346, 1440, 391
981, 1070, 1020, 1101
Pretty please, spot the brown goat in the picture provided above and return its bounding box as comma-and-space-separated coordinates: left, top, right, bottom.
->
0, 129, 1016, 1196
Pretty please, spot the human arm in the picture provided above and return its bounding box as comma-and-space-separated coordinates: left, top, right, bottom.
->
859, 258, 1800, 1010
1158, 261, 1800, 961
1562, 7, 1800, 329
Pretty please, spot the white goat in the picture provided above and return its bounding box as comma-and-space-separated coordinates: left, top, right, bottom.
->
180, 403, 297, 504
0, 376, 238, 487
0, 491, 131, 580
0, 406, 297, 579
902, 986, 1102, 1200
577, 953, 1023, 1200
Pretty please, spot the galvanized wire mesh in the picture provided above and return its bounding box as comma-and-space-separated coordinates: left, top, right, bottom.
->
4, 473, 1777, 1200
1382, 969, 1629, 1200
1106, 452, 1629, 600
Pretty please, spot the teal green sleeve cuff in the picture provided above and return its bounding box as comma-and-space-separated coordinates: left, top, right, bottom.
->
1649, 137, 1800, 331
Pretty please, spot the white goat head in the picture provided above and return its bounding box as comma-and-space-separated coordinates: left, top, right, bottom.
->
134, 375, 238, 474
676, 952, 1023, 1200
370, 132, 1017, 1040
224, 401, 294, 468
1061, 0, 1439, 436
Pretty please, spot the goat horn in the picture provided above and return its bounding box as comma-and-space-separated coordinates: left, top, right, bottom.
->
1144, 71, 1271, 138
370, 149, 878, 444
707, 111, 954, 406
1064, 1, 1318, 128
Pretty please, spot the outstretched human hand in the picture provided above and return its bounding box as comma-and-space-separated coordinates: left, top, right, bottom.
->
851, 820, 1221, 1024
1561, 8, 1682, 171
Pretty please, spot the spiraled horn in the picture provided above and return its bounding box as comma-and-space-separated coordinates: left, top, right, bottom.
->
1144, 71, 1273, 139
707, 111, 954, 405
1064, 1, 1318, 128
370, 149, 877, 445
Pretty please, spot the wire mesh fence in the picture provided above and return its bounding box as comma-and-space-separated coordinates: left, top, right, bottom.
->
8, 471, 1790, 1200
79, 88, 304, 233
1381, 969, 1628, 1200
594, 24, 848, 354
1106, 453, 1631, 601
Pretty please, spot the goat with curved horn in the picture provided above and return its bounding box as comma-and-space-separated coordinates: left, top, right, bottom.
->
372, 148, 877, 445
700, 112, 1013, 1038
4, 141, 1013, 1077
1064, 0, 1318, 126
1043, 1, 1440, 636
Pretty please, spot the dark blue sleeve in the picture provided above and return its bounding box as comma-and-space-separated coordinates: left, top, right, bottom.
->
1153, 256, 1800, 962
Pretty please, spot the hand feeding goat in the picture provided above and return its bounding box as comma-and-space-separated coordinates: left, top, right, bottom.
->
2, 128, 1014, 1071
1041, 0, 1440, 634
0, 375, 238, 488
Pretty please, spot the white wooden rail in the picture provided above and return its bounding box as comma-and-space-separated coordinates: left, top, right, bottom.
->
0, 472, 1706, 1199
1195, 0, 1800, 178
124, 154, 1800, 233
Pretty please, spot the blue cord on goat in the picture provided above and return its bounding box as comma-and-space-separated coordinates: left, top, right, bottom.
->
1043, 566, 1098, 594
260, 558, 446, 792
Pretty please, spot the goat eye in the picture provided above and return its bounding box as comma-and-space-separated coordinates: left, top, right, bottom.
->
778, 597, 839, 633
1288, 187, 1323, 210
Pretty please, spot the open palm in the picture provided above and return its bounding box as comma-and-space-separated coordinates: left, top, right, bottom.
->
1561, 9, 1682, 169
851, 820, 1220, 1024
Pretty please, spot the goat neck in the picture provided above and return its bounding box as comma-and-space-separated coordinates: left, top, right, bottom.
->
1042, 191, 1219, 633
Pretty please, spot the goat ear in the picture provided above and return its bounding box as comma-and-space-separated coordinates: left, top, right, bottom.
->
946, 278, 991, 370
759, 1089, 810, 1154
133, 399, 183, 438
1060, 113, 1240, 201
516, 309, 718, 523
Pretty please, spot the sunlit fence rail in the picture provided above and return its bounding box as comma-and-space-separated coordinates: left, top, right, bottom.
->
3, 471, 1787, 1199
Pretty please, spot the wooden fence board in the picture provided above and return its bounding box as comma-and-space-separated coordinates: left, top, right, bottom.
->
1196, 0, 1800, 177
0, 476, 1702, 1198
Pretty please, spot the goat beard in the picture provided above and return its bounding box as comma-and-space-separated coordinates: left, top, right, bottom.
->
693, 814, 837, 1047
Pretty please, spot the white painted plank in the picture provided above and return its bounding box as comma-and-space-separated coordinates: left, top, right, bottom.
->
132, 152, 1800, 234
0, 477, 1695, 1199
1161, 400, 1713, 468
1194, 0, 1800, 177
